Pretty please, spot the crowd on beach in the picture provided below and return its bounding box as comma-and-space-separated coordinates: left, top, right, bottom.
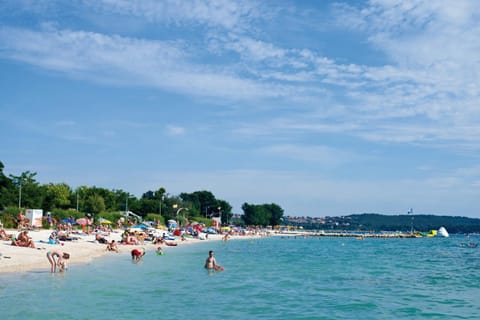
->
0, 210, 271, 274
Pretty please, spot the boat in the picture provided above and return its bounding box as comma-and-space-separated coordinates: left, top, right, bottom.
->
437, 226, 449, 237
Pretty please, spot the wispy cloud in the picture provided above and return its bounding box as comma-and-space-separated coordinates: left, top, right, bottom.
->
0, 0, 479, 152
85, 0, 262, 31
166, 124, 186, 136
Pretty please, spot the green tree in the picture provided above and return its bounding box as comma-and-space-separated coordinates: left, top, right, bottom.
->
43, 183, 72, 211
140, 187, 167, 215
0, 161, 15, 209
242, 202, 284, 227
9, 171, 43, 209
265, 203, 284, 226
180, 190, 217, 217
217, 199, 233, 225
84, 193, 106, 214
242, 203, 270, 226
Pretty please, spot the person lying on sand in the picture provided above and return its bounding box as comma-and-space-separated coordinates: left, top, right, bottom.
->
0, 228, 13, 240
95, 233, 108, 244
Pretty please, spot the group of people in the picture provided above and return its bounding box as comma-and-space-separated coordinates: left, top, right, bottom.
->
128, 247, 224, 272
12, 230, 36, 248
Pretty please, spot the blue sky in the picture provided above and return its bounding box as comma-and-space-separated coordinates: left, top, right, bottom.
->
1, 0, 479, 218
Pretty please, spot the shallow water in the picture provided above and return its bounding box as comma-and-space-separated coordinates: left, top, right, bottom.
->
1, 235, 479, 319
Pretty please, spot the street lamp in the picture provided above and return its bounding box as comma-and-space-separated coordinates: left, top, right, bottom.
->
217, 206, 222, 225
125, 193, 129, 214
159, 195, 164, 215
204, 206, 209, 218
18, 183, 22, 208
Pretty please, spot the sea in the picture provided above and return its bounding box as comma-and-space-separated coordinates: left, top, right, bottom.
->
1, 234, 479, 319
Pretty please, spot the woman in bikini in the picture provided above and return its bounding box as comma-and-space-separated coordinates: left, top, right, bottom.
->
46, 250, 70, 273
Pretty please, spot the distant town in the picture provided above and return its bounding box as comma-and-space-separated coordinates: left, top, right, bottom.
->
232, 213, 480, 234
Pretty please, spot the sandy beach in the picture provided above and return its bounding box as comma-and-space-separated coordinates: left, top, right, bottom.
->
0, 228, 222, 274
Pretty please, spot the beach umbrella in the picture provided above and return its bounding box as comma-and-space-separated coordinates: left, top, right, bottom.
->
76, 218, 87, 225
61, 218, 77, 225
99, 219, 112, 224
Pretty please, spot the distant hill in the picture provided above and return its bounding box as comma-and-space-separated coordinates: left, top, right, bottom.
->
284, 213, 480, 233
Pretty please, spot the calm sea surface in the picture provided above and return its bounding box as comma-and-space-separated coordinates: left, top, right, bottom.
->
1, 235, 479, 319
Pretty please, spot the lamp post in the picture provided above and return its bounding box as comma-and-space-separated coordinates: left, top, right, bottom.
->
18, 183, 22, 208
217, 206, 222, 225
205, 206, 209, 218
125, 193, 129, 214
159, 195, 163, 215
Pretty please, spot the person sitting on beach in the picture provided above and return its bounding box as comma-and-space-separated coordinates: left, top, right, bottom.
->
46, 250, 70, 273
131, 248, 145, 262
12, 230, 36, 248
152, 236, 165, 245
40, 232, 60, 245
205, 250, 223, 270
106, 240, 119, 253
0, 228, 13, 240
123, 232, 139, 245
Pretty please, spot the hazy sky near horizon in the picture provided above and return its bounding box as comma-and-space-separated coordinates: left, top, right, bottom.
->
1, 0, 479, 218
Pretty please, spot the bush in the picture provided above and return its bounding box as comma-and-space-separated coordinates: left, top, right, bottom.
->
0, 212, 16, 229
0, 206, 23, 229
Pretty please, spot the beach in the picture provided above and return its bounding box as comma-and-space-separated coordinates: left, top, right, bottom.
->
0, 228, 222, 274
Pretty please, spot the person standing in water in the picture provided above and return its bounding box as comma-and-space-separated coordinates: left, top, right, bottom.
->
204, 250, 223, 270
46, 250, 70, 273
131, 248, 145, 262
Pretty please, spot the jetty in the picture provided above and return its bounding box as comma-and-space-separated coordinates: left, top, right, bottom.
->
279, 231, 423, 238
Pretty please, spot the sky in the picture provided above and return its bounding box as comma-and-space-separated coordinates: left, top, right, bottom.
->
1, 0, 479, 218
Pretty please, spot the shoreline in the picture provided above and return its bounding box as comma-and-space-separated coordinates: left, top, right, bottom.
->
0, 228, 235, 274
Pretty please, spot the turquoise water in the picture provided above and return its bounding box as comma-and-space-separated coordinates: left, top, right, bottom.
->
1, 235, 479, 319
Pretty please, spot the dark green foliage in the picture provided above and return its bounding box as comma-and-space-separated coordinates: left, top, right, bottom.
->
242, 202, 284, 227
0, 161, 235, 227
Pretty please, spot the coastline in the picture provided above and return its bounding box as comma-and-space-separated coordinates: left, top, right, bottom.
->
0, 228, 229, 274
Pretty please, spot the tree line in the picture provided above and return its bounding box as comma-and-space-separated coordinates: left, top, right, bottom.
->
286, 213, 480, 233
0, 161, 284, 228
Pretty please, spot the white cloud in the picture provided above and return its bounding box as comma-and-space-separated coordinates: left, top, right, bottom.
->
166, 124, 186, 136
